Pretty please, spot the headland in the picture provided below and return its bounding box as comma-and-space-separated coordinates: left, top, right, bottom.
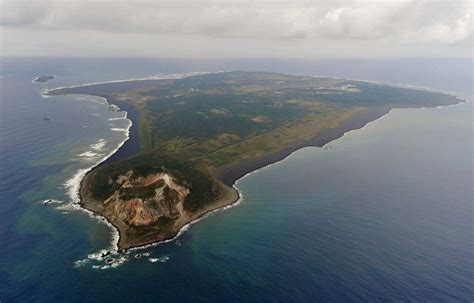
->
46, 71, 460, 250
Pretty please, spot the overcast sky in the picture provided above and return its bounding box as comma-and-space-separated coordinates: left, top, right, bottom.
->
0, 0, 472, 58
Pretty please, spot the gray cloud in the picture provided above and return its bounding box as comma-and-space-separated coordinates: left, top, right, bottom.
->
0, 0, 471, 58
1, 0, 471, 44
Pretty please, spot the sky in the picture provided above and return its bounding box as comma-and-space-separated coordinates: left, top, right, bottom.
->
0, 0, 472, 58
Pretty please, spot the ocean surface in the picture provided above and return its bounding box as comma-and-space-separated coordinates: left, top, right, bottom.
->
0, 58, 472, 302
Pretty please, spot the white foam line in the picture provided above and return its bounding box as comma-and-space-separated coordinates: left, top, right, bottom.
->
78, 151, 105, 158
52, 95, 132, 253
32, 74, 56, 84
126, 185, 245, 252
44, 70, 470, 264
43, 71, 227, 95
148, 255, 170, 263
288, 71, 471, 112
332, 99, 469, 144
90, 138, 106, 151
88, 254, 129, 270
108, 116, 126, 121
128, 126, 356, 253
111, 127, 128, 132
292, 72, 470, 102
100, 73, 470, 254
40, 88, 53, 98
126, 97, 472, 252
228, 99, 468, 181
40, 70, 469, 103
433, 98, 470, 108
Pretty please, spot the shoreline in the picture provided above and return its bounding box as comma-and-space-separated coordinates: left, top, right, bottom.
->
213, 106, 391, 187
46, 73, 467, 254
113, 181, 241, 251
59, 95, 133, 252
80, 106, 392, 251
122, 99, 466, 252
101, 98, 140, 165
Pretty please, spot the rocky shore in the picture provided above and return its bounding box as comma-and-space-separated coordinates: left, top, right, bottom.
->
47, 72, 460, 251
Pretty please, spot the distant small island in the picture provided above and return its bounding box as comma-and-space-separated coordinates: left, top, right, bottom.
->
46, 71, 461, 250
33, 75, 55, 83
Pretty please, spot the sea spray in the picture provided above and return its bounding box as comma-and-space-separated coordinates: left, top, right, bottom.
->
90, 138, 106, 151
43, 72, 227, 269
77, 151, 105, 159
55, 96, 132, 255
125, 95, 465, 254
108, 115, 127, 121
44, 71, 221, 94
47, 72, 468, 269
110, 127, 128, 132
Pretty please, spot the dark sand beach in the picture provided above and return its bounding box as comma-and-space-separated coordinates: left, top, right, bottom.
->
213, 107, 391, 187
48, 78, 422, 249
52, 79, 391, 183
101, 98, 140, 165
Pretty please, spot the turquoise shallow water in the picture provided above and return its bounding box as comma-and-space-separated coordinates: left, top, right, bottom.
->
0, 58, 472, 302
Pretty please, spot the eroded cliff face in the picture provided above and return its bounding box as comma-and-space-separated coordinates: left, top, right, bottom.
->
101, 170, 190, 228
80, 163, 233, 249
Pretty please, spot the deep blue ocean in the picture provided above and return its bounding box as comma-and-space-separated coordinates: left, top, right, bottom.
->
0, 58, 472, 302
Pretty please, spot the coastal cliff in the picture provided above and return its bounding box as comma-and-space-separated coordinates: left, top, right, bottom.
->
48, 71, 460, 250
81, 168, 189, 248
80, 162, 237, 249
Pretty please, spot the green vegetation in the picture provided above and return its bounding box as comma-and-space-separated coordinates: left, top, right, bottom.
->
80, 71, 459, 211
53, 71, 459, 248
87, 154, 221, 213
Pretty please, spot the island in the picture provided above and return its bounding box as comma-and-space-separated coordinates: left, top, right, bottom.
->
46, 71, 460, 250
33, 75, 55, 83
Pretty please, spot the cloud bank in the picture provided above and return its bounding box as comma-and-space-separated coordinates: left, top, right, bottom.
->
0, 0, 471, 58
